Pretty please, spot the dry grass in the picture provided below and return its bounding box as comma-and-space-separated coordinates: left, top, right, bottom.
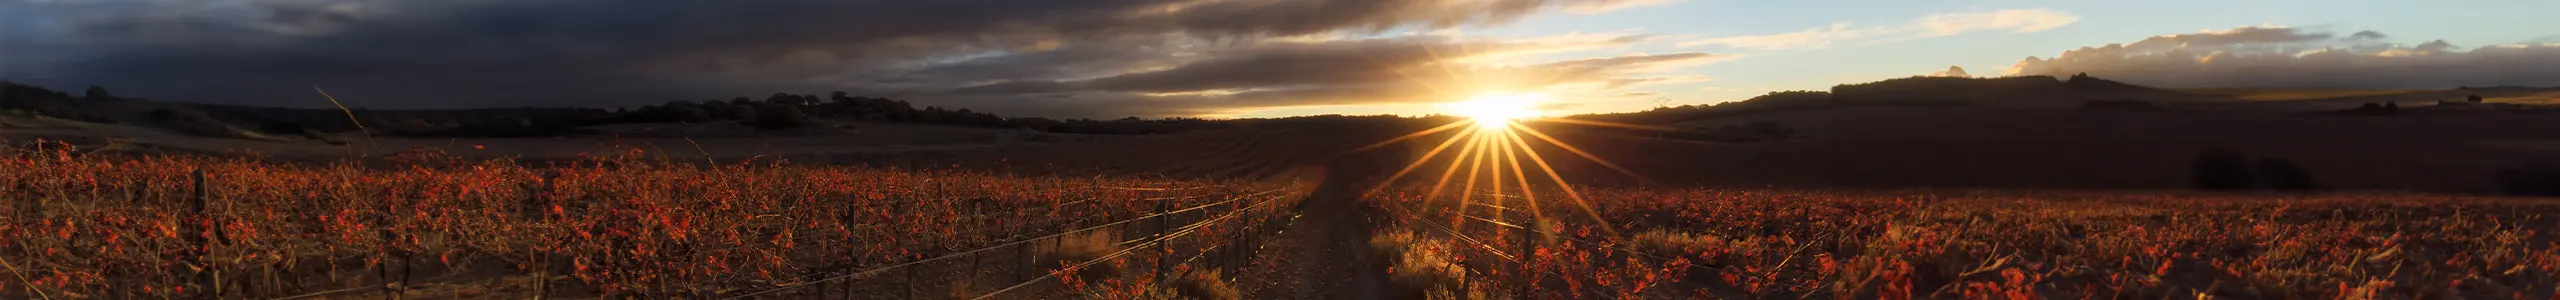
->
1629, 230, 1727, 260
1047, 230, 1128, 282
1171, 269, 1241, 300
1370, 229, 1477, 298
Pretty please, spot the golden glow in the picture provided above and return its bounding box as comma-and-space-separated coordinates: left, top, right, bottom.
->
1356, 103, 1663, 239
1345, 37, 1701, 245
1444, 92, 1545, 128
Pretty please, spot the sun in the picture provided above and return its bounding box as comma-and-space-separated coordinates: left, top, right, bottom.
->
1445, 92, 1545, 127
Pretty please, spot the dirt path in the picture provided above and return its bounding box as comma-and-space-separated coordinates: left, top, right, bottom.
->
1247, 170, 1392, 299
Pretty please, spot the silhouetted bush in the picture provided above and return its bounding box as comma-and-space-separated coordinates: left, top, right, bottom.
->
2192, 149, 2258, 190
662, 105, 715, 123
2498, 161, 2560, 196
2258, 158, 2318, 191
721, 104, 758, 120
2470, 94, 2485, 103
748, 104, 813, 129
84, 86, 112, 101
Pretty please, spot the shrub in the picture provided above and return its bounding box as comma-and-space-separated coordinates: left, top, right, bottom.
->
1630, 230, 1724, 259
1369, 230, 1466, 297
2497, 161, 2560, 196
1384, 243, 1463, 297
1044, 230, 1124, 282
1368, 230, 1422, 261
2470, 94, 2485, 103
722, 104, 758, 120
2192, 149, 2257, 190
748, 104, 813, 129
2258, 158, 2318, 191
84, 86, 112, 100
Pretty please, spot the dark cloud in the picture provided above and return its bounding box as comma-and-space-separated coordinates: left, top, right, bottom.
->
1080, 38, 1463, 93
2116, 26, 2333, 52
936, 36, 1717, 116
0, 0, 1664, 117
2008, 26, 2560, 89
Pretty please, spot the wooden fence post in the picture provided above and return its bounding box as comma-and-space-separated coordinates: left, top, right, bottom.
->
1154, 199, 1170, 283
905, 253, 918, 300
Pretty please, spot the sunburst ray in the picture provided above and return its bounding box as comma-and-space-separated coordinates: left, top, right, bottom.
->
1365, 123, 1481, 197
1350, 119, 1475, 154
1511, 123, 1653, 185
1501, 125, 1617, 236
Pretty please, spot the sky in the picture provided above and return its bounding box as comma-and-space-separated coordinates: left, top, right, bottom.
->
3, 0, 2556, 119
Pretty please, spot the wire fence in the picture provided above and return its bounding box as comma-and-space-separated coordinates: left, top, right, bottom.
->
237, 186, 1304, 300
709, 188, 1302, 299
0, 158, 1305, 300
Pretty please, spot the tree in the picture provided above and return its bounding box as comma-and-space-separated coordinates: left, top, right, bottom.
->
2469, 94, 2485, 103
748, 103, 812, 129
723, 104, 758, 120
2258, 158, 2318, 191
83, 86, 112, 100
664, 106, 715, 123
2192, 149, 2258, 190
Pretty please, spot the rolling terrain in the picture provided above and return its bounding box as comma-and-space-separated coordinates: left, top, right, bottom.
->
6, 76, 2560, 298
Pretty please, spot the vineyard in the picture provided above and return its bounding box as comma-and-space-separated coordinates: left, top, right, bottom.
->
1366, 186, 2560, 299
0, 140, 1308, 299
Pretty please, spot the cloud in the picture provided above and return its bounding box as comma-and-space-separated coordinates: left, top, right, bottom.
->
2109, 26, 2335, 53
943, 36, 1723, 116
1911, 9, 2079, 38
2348, 30, 2388, 40
1680, 8, 2076, 50
2005, 26, 2560, 89
1676, 23, 1894, 51
0, 0, 1676, 118
1560, 0, 1683, 14
1928, 66, 1971, 77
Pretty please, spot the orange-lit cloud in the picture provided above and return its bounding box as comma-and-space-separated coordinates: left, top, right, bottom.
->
1680, 8, 2078, 51
0, 0, 1692, 118
2007, 26, 2560, 88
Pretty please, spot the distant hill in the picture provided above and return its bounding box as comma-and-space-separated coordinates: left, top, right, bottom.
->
2176, 88, 2430, 102
1576, 73, 2226, 125
1829, 73, 2224, 107
2, 82, 1228, 139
